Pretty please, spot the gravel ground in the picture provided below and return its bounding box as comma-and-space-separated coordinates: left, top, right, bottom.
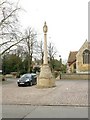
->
2, 79, 88, 106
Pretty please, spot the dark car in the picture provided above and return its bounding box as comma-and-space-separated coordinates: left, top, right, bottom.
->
17, 73, 37, 87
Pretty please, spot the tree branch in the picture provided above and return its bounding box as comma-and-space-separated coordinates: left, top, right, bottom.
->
1, 37, 26, 55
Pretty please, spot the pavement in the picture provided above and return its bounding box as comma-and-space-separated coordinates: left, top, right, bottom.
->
2, 105, 88, 118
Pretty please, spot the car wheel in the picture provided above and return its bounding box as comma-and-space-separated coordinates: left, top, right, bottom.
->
18, 84, 20, 87
26, 82, 30, 86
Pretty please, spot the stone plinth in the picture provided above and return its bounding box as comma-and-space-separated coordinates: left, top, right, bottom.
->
37, 64, 56, 88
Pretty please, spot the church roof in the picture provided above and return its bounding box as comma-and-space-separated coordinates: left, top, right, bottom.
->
67, 40, 89, 66
67, 51, 78, 64
76, 40, 90, 57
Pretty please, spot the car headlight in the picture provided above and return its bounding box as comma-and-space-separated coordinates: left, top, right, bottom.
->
17, 79, 20, 82
26, 79, 29, 82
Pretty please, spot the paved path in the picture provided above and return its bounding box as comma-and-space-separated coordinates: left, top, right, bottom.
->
2, 105, 88, 118
2, 79, 88, 106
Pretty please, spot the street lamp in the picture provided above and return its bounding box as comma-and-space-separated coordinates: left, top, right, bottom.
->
59, 55, 62, 68
59, 55, 62, 79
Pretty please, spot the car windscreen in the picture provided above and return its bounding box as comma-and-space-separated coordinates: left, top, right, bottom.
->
20, 74, 31, 81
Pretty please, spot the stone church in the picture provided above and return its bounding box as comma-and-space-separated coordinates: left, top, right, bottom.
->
67, 40, 90, 73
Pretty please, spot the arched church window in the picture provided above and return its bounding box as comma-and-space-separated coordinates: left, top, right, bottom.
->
83, 49, 90, 64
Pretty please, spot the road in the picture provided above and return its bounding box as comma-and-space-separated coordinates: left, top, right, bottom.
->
2, 78, 88, 106
1, 78, 89, 119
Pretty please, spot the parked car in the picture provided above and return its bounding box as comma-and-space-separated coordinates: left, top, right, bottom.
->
17, 73, 37, 87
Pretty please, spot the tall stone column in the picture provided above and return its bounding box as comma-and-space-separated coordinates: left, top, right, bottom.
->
37, 22, 56, 88
43, 23, 48, 64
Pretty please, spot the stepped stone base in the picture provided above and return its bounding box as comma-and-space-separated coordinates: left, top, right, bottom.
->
37, 64, 56, 88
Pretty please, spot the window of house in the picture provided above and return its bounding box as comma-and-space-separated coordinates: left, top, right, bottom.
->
83, 49, 90, 64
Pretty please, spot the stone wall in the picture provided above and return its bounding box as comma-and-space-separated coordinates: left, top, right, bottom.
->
60, 73, 90, 80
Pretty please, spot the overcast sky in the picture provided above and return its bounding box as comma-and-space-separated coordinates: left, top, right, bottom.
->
12, 0, 88, 61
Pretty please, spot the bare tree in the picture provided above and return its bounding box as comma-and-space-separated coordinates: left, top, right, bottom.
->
48, 42, 57, 61
48, 42, 57, 71
20, 27, 37, 73
37, 40, 44, 64
0, 0, 22, 55
36, 41, 57, 65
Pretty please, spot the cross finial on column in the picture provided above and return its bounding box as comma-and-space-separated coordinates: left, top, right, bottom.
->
43, 21, 48, 33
